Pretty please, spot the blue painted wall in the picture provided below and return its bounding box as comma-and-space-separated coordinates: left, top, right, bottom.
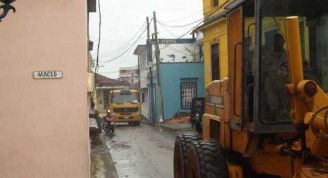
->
159, 62, 205, 120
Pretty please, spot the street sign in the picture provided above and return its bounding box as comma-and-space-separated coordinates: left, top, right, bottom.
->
33, 70, 63, 79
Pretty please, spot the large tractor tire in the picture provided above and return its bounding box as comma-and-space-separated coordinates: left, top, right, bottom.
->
187, 140, 229, 178
174, 133, 201, 178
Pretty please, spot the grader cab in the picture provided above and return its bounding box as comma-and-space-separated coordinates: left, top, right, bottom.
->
174, 0, 328, 177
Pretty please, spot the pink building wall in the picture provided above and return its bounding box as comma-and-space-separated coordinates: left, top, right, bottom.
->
0, 1, 89, 177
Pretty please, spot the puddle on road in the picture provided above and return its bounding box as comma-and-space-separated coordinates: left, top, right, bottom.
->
102, 123, 175, 178
110, 142, 131, 150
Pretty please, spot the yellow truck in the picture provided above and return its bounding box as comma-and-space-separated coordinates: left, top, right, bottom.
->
107, 89, 141, 126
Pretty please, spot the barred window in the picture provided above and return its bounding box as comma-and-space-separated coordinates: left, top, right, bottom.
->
180, 82, 197, 109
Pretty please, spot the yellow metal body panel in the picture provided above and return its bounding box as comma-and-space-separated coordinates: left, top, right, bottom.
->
286, 18, 328, 158
231, 130, 249, 154
109, 103, 141, 123
203, 79, 230, 147
228, 164, 243, 178
251, 152, 302, 177
285, 17, 306, 124
228, 8, 243, 119
109, 90, 141, 123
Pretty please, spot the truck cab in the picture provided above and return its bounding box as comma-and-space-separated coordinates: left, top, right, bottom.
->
108, 89, 141, 126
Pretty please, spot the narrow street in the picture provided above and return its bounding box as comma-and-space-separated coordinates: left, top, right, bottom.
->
104, 123, 177, 178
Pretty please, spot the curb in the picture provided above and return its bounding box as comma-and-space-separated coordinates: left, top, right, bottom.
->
90, 134, 119, 178
141, 119, 195, 134
158, 123, 194, 133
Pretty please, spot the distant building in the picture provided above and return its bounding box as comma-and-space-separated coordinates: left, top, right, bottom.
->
94, 73, 130, 116
134, 38, 204, 123
118, 66, 139, 89
154, 38, 203, 63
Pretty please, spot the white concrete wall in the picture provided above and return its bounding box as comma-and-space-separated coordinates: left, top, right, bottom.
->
0, 1, 89, 178
159, 43, 200, 62
141, 89, 149, 120
137, 47, 151, 120
138, 48, 149, 89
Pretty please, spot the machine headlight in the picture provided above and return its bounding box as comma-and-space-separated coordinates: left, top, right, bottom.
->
107, 109, 111, 113
195, 113, 200, 121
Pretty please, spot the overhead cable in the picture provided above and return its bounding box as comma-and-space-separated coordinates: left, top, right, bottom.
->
101, 26, 147, 63
158, 18, 203, 28
157, 22, 178, 38
160, 9, 203, 23
99, 21, 147, 58
159, 20, 204, 50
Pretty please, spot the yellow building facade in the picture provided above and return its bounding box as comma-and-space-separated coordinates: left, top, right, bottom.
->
202, 0, 231, 85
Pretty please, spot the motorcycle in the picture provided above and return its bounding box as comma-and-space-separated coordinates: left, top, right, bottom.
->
102, 116, 115, 134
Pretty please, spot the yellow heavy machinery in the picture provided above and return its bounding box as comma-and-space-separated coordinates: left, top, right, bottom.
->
174, 0, 328, 177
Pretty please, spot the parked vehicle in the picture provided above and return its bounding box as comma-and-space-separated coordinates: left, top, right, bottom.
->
108, 89, 141, 126
102, 116, 115, 134
190, 97, 204, 135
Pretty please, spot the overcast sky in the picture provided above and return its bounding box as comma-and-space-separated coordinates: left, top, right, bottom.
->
89, 0, 203, 79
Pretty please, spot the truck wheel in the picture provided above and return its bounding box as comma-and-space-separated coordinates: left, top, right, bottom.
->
174, 133, 201, 178
187, 140, 228, 178
135, 121, 141, 126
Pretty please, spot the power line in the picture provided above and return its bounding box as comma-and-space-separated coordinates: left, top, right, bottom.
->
157, 23, 178, 38
158, 18, 203, 28
99, 21, 147, 58
159, 19, 204, 50
98, 36, 147, 60
97, 19, 153, 60
101, 26, 147, 63
156, 6, 229, 51
91, 0, 103, 101
159, 5, 215, 23
160, 9, 203, 23
95, 0, 102, 68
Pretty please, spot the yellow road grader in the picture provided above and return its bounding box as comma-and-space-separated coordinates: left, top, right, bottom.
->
174, 0, 328, 177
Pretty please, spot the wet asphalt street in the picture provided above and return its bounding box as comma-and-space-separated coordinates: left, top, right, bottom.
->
103, 123, 177, 178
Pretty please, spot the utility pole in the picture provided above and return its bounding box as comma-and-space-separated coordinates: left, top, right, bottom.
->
147, 16, 154, 124
153, 11, 165, 123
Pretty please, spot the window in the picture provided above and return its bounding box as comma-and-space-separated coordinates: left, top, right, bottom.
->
180, 82, 197, 109
211, 43, 220, 80
212, 0, 219, 7
142, 93, 145, 102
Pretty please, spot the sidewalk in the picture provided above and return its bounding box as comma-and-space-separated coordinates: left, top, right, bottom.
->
90, 134, 118, 178
159, 122, 194, 132
158, 116, 195, 133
